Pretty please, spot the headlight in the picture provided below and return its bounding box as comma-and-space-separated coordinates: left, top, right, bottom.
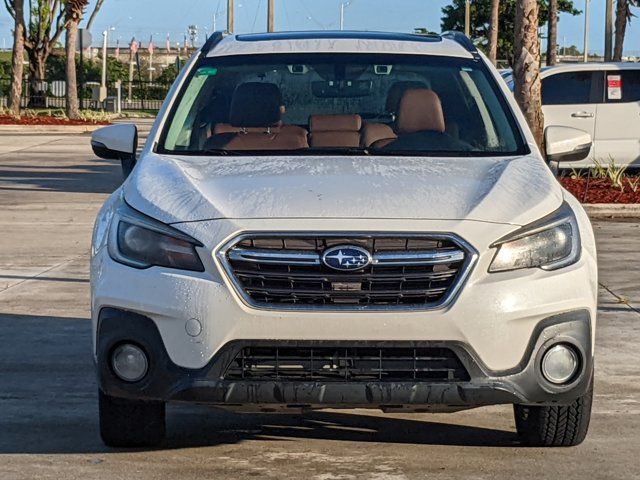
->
107, 200, 204, 271
489, 201, 581, 273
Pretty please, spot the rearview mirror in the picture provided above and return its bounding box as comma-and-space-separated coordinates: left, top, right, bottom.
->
91, 123, 138, 178
544, 126, 592, 163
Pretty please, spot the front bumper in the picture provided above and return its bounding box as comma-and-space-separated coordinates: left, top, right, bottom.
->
92, 215, 598, 374
96, 307, 593, 409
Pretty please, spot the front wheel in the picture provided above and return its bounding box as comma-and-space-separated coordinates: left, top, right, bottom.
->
513, 384, 593, 447
99, 390, 165, 448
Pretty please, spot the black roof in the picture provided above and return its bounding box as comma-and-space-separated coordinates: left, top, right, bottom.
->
235, 31, 443, 44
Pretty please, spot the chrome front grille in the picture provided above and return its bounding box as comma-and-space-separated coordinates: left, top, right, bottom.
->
218, 234, 474, 310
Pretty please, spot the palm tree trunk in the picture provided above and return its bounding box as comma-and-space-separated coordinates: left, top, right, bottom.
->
613, 0, 628, 61
488, 0, 500, 65
65, 20, 80, 119
27, 49, 49, 108
546, 0, 558, 65
8, 0, 25, 115
514, 0, 545, 150
84, 0, 104, 31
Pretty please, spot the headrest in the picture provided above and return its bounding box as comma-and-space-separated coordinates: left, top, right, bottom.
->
396, 89, 445, 134
309, 114, 362, 132
229, 82, 282, 128
385, 81, 428, 113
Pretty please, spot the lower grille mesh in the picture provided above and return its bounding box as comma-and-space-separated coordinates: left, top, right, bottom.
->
224, 346, 470, 382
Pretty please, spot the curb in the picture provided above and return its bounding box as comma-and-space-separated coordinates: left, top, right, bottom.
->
0, 124, 108, 134
584, 204, 640, 218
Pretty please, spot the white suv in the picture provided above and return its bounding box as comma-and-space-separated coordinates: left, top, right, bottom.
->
90, 31, 597, 448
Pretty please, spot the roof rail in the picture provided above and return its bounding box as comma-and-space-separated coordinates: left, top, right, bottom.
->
441, 31, 477, 54
199, 31, 225, 57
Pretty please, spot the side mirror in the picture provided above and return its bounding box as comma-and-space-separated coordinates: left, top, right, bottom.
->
91, 123, 138, 178
544, 126, 592, 163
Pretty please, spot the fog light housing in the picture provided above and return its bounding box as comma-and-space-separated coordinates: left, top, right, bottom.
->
111, 343, 148, 382
541, 344, 579, 385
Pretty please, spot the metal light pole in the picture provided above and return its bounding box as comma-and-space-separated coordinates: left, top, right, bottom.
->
100, 26, 116, 101
465, 0, 471, 37
100, 29, 108, 102
583, 0, 590, 62
340, 2, 351, 31
148, 36, 154, 82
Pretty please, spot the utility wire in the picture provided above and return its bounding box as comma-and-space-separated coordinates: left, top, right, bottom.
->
283, 0, 293, 31
252, 0, 263, 32
300, 0, 326, 30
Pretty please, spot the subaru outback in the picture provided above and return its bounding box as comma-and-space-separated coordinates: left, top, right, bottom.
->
91, 31, 597, 448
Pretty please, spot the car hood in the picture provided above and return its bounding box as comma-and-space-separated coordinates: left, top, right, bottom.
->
124, 153, 563, 226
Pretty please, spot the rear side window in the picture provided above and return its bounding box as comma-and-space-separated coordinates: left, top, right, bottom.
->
542, 71, 601, 105
606, 70, 640, 103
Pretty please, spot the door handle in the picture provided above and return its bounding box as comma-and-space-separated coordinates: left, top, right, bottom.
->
571, 111, 595, 118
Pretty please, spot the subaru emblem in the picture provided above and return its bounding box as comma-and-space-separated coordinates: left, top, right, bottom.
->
322, 245, 372, 271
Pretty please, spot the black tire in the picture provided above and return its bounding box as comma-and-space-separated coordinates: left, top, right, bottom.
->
99, 390, 166, 448
514, 384, 593, 447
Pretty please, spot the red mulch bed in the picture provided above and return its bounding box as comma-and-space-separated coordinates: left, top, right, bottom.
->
0, 115, 110, 126
560, 177, 640, 204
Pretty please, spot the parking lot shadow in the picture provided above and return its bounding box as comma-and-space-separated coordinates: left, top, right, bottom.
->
0, 313, 103, 454
0, 313, 519, 454
0, 159, 123, 195
164, 406, 520, 450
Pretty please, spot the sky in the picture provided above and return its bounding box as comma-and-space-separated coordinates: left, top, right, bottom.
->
0, 0, 639, 56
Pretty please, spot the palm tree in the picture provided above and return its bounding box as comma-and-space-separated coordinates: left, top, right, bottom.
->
614, 0, 639, 61
513, 0, 544, 149
5, 0, 25, 115
546, 0, 558, 65
64, 0, 89, 119
84, 0, 105, 31
488, 0, 500, 65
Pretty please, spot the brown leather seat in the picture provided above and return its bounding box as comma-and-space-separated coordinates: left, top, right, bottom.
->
206, 82, 308, 151
370, 88, 446, 149
385, 81, 428, 116
361, 123, 396, 148
309, 114, 362, 148
360, 82, 427, 148
395, 88, 445, 134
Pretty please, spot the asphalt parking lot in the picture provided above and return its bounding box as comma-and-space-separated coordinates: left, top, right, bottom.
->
0, 124, 639, 480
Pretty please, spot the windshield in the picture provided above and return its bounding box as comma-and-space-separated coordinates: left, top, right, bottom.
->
158, 53, 527, 157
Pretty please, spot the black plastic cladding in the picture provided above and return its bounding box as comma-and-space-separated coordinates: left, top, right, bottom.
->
199, 31, 225, 57
441, 31, 478, 53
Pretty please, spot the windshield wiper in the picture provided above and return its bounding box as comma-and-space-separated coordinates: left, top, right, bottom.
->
198, 147, 372, 156
201, 148, 249, 156
305, 147, 371, 156
366, 148, 518, 157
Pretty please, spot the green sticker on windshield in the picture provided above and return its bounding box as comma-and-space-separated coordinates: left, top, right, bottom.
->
196, 67, 218, 76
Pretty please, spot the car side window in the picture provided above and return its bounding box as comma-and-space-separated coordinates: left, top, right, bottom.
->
542, 71, 601, 105
605, 70, 640, 103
